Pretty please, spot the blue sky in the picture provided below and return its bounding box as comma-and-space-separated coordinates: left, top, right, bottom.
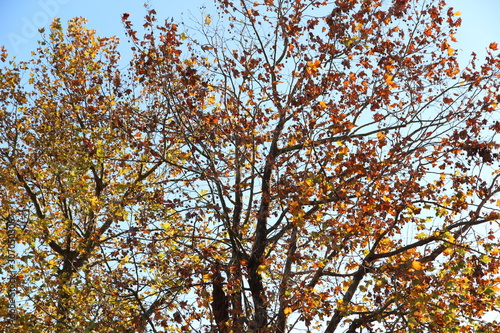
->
0, 0, 500, 65
0, 0, 207, 60
0, 0, 499, 64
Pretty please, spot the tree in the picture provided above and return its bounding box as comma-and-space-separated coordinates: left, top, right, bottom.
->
2, 0, 500, 332
0, 18, 192, 333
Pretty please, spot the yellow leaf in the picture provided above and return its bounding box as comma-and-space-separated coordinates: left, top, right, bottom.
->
284, 307, 292, 315
89, 196, 99, 206
415, 232, 427, 240
202, 273, 211, 281
447, 47, 454, 56
412, 261, 423, 270
480, 254, 491, 264
444, 248, 454, 255
453, 11, 461, 16
204, 14, 212, 25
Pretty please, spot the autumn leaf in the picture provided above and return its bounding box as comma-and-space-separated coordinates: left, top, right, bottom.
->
204, 14, 212, 25
384, 73, 398, 89
412, 261, 423, 271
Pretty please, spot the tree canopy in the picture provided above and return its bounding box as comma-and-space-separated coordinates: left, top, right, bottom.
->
2, 0, 500, 332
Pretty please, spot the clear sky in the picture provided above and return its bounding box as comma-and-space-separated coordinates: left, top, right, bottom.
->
0, 0, 499, 64
0, 0, 208, 60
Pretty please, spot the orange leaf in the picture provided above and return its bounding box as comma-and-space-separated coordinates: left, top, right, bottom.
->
384, 74, 398, 89
377, 132, 386, 141
412, 261, 423, 270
